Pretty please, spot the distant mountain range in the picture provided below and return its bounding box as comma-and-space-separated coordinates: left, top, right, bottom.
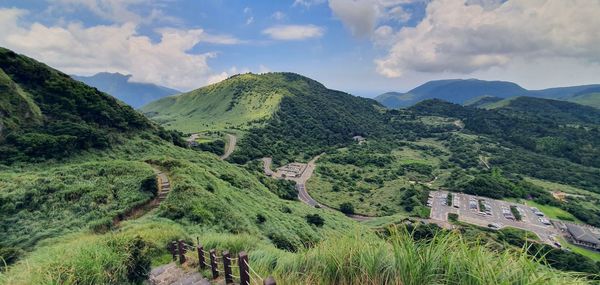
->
72, 72, 180, 108
375, 79, 600, 109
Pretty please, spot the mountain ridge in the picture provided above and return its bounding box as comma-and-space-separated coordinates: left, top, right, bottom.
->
376, 79, 600, 108
72, 72, 180, 108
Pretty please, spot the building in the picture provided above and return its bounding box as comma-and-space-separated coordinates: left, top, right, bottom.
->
566, 223, 600, 250
352, 135, 366, 144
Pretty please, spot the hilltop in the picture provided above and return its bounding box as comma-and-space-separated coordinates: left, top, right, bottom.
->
73, 72, 180, 109
143, 72, 388, 163
0, 48, 184, 164
376, 79, 600, 108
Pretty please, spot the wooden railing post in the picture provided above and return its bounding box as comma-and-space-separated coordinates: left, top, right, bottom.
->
238, 251, 250, 285
264, 276, 276, 285
177, 240, 186, 264
209, 249, 219, 279
223, 250, 233, 284
169, 241, 177, 261
197, 244, 206, 269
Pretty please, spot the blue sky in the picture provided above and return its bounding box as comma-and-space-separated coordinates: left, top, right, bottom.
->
1, 0, 600, 96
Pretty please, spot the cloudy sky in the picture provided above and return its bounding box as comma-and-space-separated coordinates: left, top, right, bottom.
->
1, 0, 600, 96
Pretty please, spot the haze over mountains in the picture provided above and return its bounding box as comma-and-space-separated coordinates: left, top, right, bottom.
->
376, 79, 600, 109
72, 72, 180, 108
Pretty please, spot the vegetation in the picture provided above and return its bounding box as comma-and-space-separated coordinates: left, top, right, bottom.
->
0, 161, 156, 251
0, 48, 183, 164
3, 48, 600, 284
255, 228, 588, 284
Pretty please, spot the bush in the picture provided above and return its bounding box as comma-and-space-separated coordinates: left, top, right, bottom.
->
340, 202, 355, 215
305, 214, 325, 227
256, 214, 267, 224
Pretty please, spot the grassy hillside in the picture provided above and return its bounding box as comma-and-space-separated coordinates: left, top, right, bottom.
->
0, 47, 183, 164
567, 92, 600, 109
2, 49, 599, 284
141, 73, 298, 132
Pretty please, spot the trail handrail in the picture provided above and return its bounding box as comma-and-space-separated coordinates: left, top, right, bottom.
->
169, 239, 276, 285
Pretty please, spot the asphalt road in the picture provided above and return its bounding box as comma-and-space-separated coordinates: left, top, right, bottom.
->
262, 154, 373, 221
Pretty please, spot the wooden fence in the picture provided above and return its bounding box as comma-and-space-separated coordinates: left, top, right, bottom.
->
168, 239, 276, 285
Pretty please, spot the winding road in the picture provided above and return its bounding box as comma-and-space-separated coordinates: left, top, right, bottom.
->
263, 154, 374, 221
220, 134, 237, 160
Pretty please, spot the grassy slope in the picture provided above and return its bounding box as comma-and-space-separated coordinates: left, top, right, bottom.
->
568, 93, 600, 109
0, 160, 155, 249
307, 139, 447, 217
141, 73, 291, 132
0, 68, 42, 136
0, 137, 359, 284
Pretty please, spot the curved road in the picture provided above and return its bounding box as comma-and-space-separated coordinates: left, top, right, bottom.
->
220, 134, 237, 160
263, 155, 373, 221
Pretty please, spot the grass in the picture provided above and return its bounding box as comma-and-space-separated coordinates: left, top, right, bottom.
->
568, 93, 600, 109
250, 228, 589, 285
524, 200, 580, 222
556, 236, 600, 262
307, 139, 450, 216
141, 73, 290, 132
0, 160, 156, 249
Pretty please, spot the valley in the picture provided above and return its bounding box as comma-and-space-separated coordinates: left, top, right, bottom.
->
2, 47, 600, 284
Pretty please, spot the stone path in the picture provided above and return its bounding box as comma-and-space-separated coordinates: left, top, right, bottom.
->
149, 263, 210, 285
156, 169, 171, 202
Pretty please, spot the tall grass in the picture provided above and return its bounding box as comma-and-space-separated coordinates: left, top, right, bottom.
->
0, 219, 187, 285
249, 227, 589, 285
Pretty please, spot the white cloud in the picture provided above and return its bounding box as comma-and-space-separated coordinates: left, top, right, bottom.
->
205, 66, 253, 85
246, 16, 254, 25
375, 0, 600, 77
50, 0, 180, 25
262, 24, 325, 41
0, 8, 242, 91
272, 11, 286, 21
329, 0, 379, 37
293, 0, 327, 8
328, 0, 417, 37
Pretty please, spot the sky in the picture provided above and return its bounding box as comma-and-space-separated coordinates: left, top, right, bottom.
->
1, 0, 600, 97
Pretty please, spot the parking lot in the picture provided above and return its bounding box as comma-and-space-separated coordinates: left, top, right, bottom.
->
429, 191, 560, 246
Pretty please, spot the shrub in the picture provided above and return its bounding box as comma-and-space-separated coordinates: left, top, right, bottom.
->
256, 214, 267, 224
340, 202, 355, 215
305, 214, 325, 227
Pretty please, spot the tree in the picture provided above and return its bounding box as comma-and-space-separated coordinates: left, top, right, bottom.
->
340, 202, 355, 215
305, 214, 324, 227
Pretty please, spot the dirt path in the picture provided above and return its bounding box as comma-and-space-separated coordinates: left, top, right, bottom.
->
220, 134, 236, 160
149, 263, 209, 285
113, 167, 171, 226
479, 155, 491, 169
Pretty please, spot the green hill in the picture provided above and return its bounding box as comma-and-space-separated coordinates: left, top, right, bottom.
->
141, 73, 301, 133
1, 48, 598, 284
143, 72, 389, 163
0, 48, 183, 164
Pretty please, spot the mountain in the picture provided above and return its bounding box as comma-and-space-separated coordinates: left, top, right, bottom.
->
2, 49, 598, 284
376, 79, 600, 108
143, 72, 394, 163
0, 47, 180, 163
72, 72, 180, 108
375, 79, 527, 108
